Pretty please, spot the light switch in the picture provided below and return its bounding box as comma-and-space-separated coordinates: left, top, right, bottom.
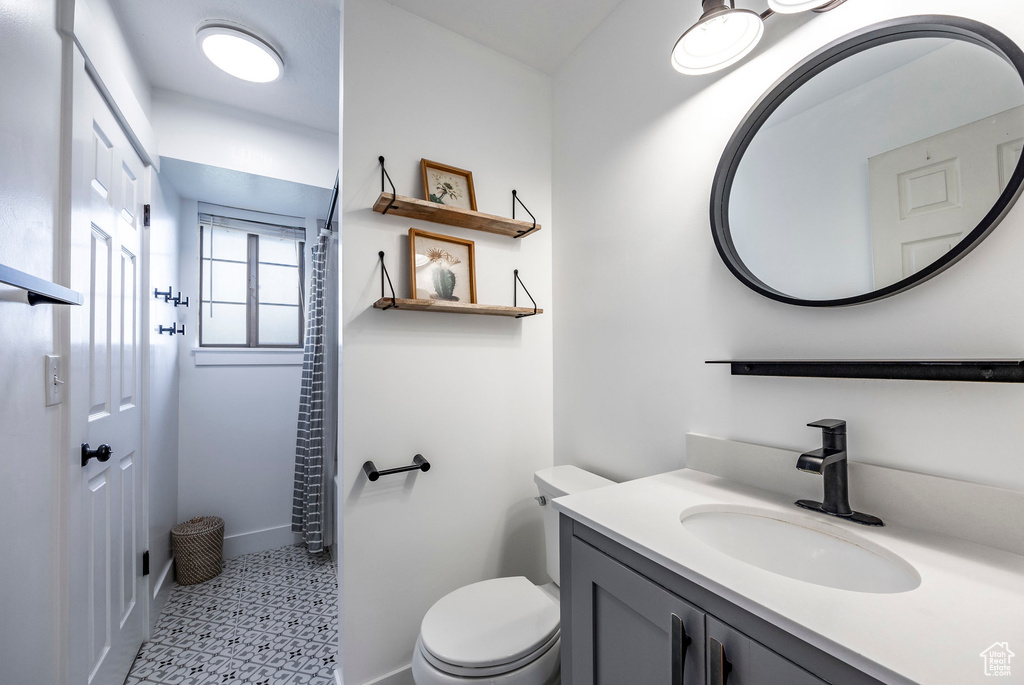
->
45, 355, 63, 406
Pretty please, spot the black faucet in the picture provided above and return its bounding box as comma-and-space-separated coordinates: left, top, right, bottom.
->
795, 420, 883, 526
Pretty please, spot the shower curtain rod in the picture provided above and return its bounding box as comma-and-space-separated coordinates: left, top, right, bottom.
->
324, 171, 339, 231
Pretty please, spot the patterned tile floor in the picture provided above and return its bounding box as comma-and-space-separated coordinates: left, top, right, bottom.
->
127, 544, 338, 685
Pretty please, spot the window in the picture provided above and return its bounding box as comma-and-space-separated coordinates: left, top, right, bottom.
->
199, 214, 305, 347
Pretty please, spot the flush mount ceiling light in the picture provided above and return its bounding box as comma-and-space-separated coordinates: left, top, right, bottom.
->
197, 24, 283, 83
672, 0, 850, 75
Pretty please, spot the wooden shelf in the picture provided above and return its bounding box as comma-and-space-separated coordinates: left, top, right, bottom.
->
706, 359, 1024, 383
373, 297, 542, 318
372, 193, 541, 238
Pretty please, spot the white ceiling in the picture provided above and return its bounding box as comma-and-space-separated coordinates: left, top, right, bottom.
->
383, 0, 627, 74
108, 0, 341, 133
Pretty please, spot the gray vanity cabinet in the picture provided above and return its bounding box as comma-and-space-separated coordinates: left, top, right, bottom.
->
562, 516, 879, 685
706, 616, 827, 685
569, 537, 706, 684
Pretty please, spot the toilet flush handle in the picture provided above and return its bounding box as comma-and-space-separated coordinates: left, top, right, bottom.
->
535, 496, 547, 506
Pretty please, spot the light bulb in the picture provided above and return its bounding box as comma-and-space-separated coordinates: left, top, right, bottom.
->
671, 9, 764, 75
197, 25, 283, 83
766, 0, 835, 14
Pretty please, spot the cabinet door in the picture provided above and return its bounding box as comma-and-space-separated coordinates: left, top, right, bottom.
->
570, 538, 705, 685
706, 616, 828, 685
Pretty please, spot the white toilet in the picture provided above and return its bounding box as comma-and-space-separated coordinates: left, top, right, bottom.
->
411, 466, 614, 685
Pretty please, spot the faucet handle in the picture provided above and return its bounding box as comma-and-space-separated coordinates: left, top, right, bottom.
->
808, 418, 846, 433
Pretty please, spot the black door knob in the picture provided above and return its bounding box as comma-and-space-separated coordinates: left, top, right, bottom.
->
82, 443, 112, 467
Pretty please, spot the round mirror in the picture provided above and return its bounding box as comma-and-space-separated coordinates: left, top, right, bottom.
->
711, 17, 1024, 306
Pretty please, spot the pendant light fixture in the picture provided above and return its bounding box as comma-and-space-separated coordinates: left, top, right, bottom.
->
671, 0, 765, 75
672, 0, 850, 75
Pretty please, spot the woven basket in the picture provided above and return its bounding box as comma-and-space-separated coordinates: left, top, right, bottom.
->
171, 516, 224, 585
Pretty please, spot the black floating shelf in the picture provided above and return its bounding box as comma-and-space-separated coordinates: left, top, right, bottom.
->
706, 359, 1024, 383
0, 263, 82, 306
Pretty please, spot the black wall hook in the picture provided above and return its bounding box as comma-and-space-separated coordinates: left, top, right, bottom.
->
158, 324, 185, 336
154, 287, 173, 302
173, 292, 190, 308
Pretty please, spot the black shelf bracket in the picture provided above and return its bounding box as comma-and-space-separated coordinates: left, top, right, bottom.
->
513, 269, 538, 318
363, 454, 430, 482
0, 263, 83, 306
707, 359, 1024, 383
379, 156, 397, 215
378, 251, 398, 310
511, 190, 538, 238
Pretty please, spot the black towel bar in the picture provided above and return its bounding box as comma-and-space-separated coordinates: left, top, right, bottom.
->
363, 455, 430, 482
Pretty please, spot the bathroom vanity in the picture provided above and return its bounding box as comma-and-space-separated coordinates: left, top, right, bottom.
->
553, 436, 1024, 685
562, 517, 856, 684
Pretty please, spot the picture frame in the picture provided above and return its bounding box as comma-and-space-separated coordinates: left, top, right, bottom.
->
409, 229, 477, 304
421, 159, 477, 211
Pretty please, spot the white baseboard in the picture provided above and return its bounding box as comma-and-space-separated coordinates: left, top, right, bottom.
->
149, 555, 175, 633
223, 525, 302, 559
361, 665, 413, 685
153, 555, 174, 600
335, 666, 343, 685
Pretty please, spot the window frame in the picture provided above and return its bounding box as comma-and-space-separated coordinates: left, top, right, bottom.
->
198, 224, 306, 349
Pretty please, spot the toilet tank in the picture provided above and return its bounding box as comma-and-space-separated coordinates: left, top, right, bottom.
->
534, 466, 614, 585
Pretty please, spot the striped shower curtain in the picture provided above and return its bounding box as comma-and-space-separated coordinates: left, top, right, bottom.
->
292, 232, 335, 553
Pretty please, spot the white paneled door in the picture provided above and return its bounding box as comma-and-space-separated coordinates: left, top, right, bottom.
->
869, 104, 1024, 289
68, 66, 147, 685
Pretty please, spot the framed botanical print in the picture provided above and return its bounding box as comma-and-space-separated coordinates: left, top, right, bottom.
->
409, 229, 477, 303
421, 159, 477, 211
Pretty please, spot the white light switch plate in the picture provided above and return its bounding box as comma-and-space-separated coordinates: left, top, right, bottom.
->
45, 355, 62, 406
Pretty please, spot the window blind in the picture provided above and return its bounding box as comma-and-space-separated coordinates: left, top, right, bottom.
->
199, 213, 305, 242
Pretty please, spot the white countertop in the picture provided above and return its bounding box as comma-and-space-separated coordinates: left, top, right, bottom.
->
552, 469, 1024, 685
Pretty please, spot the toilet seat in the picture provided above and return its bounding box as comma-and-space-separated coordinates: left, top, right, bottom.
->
419, 577, 560, 676
418, 632, 559, 678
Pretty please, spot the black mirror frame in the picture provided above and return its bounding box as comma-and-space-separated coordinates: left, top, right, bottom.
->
710, 15, 1024, 307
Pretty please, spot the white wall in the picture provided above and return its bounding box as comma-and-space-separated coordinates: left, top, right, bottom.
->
153, 91, 338, 190
147, 171, 181, 625
0, 1, 66, 682
552, 0, 1024, 490
341, 0, 554, 682
175, 202, 318, 558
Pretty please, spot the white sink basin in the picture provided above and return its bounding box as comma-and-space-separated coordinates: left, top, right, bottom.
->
680, 504, 921, 594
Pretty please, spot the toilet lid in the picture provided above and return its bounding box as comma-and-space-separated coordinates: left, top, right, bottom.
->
420, 577, 560, 669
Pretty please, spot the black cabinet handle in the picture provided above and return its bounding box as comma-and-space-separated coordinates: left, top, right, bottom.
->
671, 613, 691, 685
710, 637, 733, 685
81, 443, 112, 467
